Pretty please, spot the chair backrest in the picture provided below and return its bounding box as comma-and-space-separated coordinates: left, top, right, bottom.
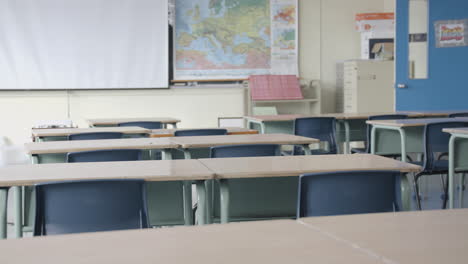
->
210, 144, 281, 158
68, 132, 123, 141
174, 129, 228, 137
297, 170, 401, 218
364, 114, 408, 152
423, 121, 468, 171
34, 180, 148, 236
449, 112, 468, 118
67, 149, 142, 163
294, 117, 337, 154
118, 121, 163, 129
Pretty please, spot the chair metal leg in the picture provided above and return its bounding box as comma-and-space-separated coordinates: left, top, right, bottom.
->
441, 174, 449, 209
413, 174, 423, 210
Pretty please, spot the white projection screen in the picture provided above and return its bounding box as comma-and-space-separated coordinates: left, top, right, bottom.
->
0, 0, 168, 89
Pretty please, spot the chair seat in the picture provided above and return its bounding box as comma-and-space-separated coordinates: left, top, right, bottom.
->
351, 148, 367, 154
291, 148, 335, 156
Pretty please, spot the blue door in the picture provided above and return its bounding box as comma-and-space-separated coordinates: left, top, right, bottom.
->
396, 0, 468, 111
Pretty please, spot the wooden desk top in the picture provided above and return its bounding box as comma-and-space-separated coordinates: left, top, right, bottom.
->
200, 154, 421, 179
443, 127, 468, 135
245, 112, 425, 122
87, 117, 181, 126
25, 138, 178, 155
300, 209, 468, 264
32, 127, 151, 137
150, 127, 259, 138
0, 220, 381, 264
367, 117, 468, 127
0, 160, 214, 187
171, 134, 319, 149
407, 110, 468, 117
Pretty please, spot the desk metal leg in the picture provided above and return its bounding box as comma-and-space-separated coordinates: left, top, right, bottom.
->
14, 186, 23, 238
302, 144, 311, 155
0, 188, 7, 239
182, 150, 193, 226
196, 181, 206, 225
344, 121, 351, 154
162, 149, 172, 160
220, 180, 230, 224
449, 135, 456, 209
397, 128, 411, 211
460, 174, 465, 208
371, 126, 411, 211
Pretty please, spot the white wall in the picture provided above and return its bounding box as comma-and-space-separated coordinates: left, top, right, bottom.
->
1, 0, 389, 144
0, 88, 246, 144
384, 0, 396, 12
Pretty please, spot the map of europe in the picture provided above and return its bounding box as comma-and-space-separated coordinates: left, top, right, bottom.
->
175, 0, 272, 79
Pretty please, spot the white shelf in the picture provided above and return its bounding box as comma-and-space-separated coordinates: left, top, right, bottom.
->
245, 79, 322, 116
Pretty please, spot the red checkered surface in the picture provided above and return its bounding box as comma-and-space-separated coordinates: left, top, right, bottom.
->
250, 75, 303, 101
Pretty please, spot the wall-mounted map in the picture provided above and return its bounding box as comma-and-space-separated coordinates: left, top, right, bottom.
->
174, 0, 298, 80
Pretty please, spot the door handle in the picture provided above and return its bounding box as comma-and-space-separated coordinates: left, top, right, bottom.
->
397, 84, 407, 89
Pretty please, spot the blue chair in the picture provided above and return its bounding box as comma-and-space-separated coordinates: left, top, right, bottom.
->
412, 121, 468, 210
67, 149, 142, 163
297, 170, 401, 218
449, 113, 468, 118
174, 129, 227, 137
34, 180, 148, 236
351, 114, 408, 154
293, 117, 337, 155
118, 121, 163, 129
68, 132, 123, 141
210, 144, 297, 223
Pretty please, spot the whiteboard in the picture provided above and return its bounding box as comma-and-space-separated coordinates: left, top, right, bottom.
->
0, 0, 168, 89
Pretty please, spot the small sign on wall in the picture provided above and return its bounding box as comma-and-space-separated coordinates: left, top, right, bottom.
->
435, 19, 468, 48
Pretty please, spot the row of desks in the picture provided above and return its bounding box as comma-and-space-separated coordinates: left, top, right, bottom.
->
32, 127, 259, 141
26, 133, 316, 155
245, 110, 466, 153
1, 209, 466, 263
0, 154, 421, 239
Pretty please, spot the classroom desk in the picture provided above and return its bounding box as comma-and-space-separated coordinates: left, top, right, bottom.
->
200, 154, 421, 224
245, 112, 426, 154
406, 110, 468, 117
444, 128, 468, 209
0, 159, 214, 239
25, 137, 178, 163
0, 219, 387, 264
149, 127, 259, 138
23, 138, 186, 233
2, 209, 465, 263
172, 133, 318, 158
368, 117, 468, 210
32, 127, 151, 142
299, 209, 468, 264
87, 117, 180, 128
173, 133, 319, 224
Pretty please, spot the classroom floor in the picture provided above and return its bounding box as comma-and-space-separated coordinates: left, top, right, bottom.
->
5, 173, 467, 239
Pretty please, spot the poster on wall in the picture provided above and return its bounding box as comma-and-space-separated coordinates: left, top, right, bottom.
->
435, 20, 468, 48
173, 0, 298, 81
